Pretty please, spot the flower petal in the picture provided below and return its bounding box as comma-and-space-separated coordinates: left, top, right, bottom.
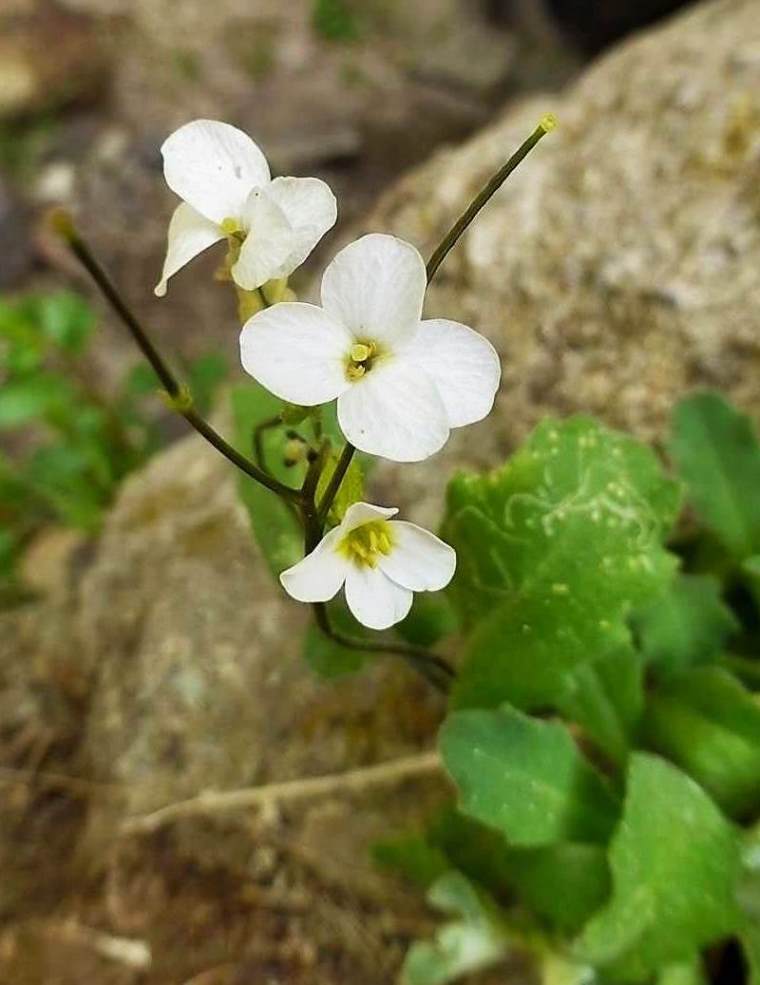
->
321, 233, 426, 346
380, 521, 456, 591
240, 302, 352, 405
280, 528, 348, 602
266, 176, 337, 269
161, 119, 270, 225
405, 319, 501, 428
337, 356, 449, 462
154, 203, 224, 297
340, 502, 398, 535
232, 188, 295, 290
344, 565, 413, 630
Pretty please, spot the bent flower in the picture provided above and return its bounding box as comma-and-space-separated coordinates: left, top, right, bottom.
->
155, 119, 337, 297
280, 502, 456, 631
240, 233, 501, 462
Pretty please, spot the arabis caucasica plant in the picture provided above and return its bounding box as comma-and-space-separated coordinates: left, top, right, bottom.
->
155, 119, 337, 297
60, 115, 554, 670
239, 233, 501, 461
280, 502, 456, 630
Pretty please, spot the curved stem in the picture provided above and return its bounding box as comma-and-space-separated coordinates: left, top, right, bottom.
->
425, 116, 556, 284
253, 414, 283, 475
312, 602, 455, 694
58, 220, 300, 502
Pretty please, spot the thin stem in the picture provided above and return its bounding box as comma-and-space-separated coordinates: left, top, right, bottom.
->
55, 215, 300, 503
425, 115, 556, 284
312, 602, 455, 694
317, 442, 355, 525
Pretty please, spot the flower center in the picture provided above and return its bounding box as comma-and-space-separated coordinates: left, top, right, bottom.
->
345, 340, 379, 382
337, 520, 393, 568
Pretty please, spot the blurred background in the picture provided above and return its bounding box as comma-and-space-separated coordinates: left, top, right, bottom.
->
7, 0, 760, 983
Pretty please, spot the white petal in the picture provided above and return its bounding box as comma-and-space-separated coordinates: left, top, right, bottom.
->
154, 203, 223, 297
344, 565, 413, 630
405, 319, 501, 428
337, 356, 449, 462
321, 233, 426, 346
379, 521, 456, 591
266, 176, 337, 269
232, 188, 295, 290
240, 302, 352, 405
280, 528, 348, 602
161, 119, 270, 225
340, 502, 398, 535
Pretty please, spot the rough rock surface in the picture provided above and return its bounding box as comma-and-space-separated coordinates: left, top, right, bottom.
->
366, 0, 760, 525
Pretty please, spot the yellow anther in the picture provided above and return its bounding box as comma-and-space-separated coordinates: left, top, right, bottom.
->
350, 342, 372, 362
346, 363, 366, 381
220, 217, 241, 236
338, 520, 394, 569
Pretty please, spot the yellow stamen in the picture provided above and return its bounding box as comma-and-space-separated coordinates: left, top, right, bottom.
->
338, 520, 394, 568
220, 217, 240, 236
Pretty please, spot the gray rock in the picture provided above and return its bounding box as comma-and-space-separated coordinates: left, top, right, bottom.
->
367, 0, 760, 474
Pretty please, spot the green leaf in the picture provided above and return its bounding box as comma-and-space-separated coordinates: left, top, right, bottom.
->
742, 925, 760, 985
440, 705, 619, 847
302, 600, 368, 678
554, 643, 644, 764
632, 574, 738, 678
503, 842, 610, 934
575, 754, 742, 982
373, 834, 450, 889
642, 667, 760, 819
397, 592, 459, 648
0, 374, 75, 427
184, 352, 227, 414
656, 958, 707, 985
743, 556, 760, 609
315, 445, 364, 523
670, 392, 760, 560
401, 871, 510, 985
35, 291, 95, 353
230, 382, 304, 575
444, 417, 680, 710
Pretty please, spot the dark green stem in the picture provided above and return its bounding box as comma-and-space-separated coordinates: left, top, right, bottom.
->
58, 219, 300, 502
425, 116, 556, 284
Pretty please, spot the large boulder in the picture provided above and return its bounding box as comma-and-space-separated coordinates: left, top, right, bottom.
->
367, 0, 760, 524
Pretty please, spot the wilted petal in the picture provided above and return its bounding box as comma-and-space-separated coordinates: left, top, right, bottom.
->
280, 528, 348, 601
161, 119, 270, 225
406, 319, 501, 428
344, 564, 413, 630
154, 202, 223, 297
240, 302, 352, 405
232, 188, 295, 290
321, 234, 426, 347
337, 356, 449, 462
266, 176, 337, 270
380, 521, 456, 591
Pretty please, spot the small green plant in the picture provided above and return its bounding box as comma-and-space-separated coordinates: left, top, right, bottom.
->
375, 394, 760, 985
0, 291, 226, 604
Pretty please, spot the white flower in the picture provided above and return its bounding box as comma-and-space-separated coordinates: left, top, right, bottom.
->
239, 233, 501, 462
155, 119, 337, 297
280, 502, 456, 631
